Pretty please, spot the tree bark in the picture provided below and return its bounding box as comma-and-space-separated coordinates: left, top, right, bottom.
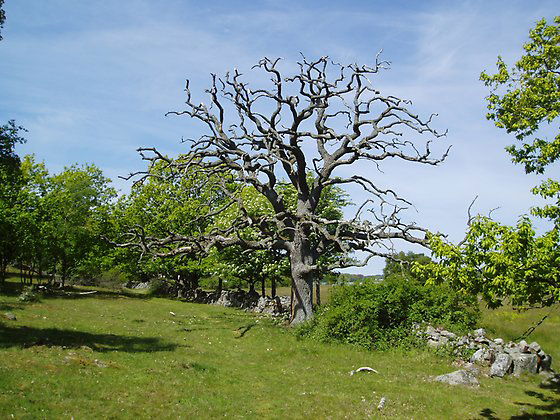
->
289, 231, 315, 325
261, 277, 266, 298
315, 279, 321, 306
271, 276, 277, 298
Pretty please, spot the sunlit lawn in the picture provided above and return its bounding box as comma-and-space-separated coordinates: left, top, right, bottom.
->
1, 278, 559, 418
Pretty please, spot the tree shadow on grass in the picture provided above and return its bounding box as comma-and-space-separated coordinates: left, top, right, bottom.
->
509, 375, 560, 419
0, 324, 181, 353
1, 280, 154, 301
0, 302, 26, 312
479, 374, 560, 419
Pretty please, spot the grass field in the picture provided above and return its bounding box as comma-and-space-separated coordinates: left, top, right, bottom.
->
1, 279, 559, 418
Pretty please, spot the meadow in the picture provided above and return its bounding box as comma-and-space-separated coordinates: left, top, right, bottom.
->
1, 278, 559, 419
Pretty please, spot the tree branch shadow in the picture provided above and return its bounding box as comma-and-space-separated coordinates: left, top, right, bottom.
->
0, 324, 180, 353
509, 375, 560, 419
478, 373, 560, 419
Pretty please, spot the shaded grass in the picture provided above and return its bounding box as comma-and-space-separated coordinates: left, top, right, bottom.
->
0, 282, 559, 418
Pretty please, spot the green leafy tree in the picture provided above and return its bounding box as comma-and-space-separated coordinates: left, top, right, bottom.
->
42, 164, 116, 286
111, 159, 228, 292
209, 176, 349, 303
418, 17, 560, 308
383, 251, 431, 281
480, 17, 560, 180
0, 121, 27, 281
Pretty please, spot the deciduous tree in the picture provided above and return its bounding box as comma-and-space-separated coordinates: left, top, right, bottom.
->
418, 17, 560, 308
126, 55, 448, 323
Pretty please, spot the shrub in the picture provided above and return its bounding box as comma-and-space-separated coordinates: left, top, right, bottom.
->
18, 286, 41, 303
146, 277, 172, 296
73, 268, 130, 289
298, 276, 479, 349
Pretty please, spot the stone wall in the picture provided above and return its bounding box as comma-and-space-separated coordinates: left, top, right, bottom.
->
418, 324, 554, 378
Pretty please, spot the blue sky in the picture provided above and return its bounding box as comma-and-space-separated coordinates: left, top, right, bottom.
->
1, 1, 558, 274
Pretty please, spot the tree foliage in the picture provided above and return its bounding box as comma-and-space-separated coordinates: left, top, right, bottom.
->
480, 17, 560, 177
0, 121, 27, 281
298, 276, 479, 350
1, 150, 116, 285
382, 251, 431, 280
420, 218, 560, 308
419, 17, 560, 308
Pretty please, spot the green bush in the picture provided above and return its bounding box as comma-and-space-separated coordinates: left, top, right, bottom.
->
147, 278, 172, 296
73, 268, 130, 289
298, 276, 479, 349
18, 286, 41, 303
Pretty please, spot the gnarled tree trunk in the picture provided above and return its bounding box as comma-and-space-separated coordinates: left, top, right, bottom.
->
289, 230, 316, 324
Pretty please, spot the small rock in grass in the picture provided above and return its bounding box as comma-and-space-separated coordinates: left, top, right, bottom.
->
377, 397, 386, 410
434, 369, 479, 386
427, 339, 440, 348
93, 359, 107, 368
425, 325, 437, 335
470, 349, 486, 364
518, 340, 530, 353
440, 330, 457, 339
3, 312, 17, 321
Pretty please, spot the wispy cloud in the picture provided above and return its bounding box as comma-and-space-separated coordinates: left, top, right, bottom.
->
1, 0, 558, 273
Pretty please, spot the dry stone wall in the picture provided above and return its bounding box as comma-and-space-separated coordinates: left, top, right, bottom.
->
419, 324, 554, 380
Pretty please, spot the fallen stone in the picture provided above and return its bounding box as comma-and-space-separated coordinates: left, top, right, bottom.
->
529, 341, 541, 353
377, 397, 386, 410
470, 348, 486, 364
3, 312, 16, 321
518, 340, 531, 353
474, 328, 486, 337
440, 330, 457, 339
427, 339, 440, 348
512, 353, 538, 375
457, 336, 469, 346
425, 325, 437, 335
434, 369, 479, 386
490, 353, 513, 377
494, 338, 504, 346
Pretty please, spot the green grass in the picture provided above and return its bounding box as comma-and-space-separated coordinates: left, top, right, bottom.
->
0, 280, 559, 418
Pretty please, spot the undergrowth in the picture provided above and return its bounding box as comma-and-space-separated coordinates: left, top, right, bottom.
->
297, 277, 480, 350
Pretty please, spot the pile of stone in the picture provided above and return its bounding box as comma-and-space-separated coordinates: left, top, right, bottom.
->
419, 325, 554, 378
253, 295, 291, 316
128, 281, 150, 290
179, 288, 291, 316
213, 289, 260, 309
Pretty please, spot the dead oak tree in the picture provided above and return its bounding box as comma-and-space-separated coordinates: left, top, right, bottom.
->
124, 55, 448, 324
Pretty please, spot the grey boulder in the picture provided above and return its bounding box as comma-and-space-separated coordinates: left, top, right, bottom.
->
512, 353, 538, 375
490, 353, 513, 377
434, 369, 479, 386
3, 312, 16, 321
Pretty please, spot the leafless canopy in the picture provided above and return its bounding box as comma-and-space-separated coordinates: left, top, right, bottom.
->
122, 54, 448, 280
